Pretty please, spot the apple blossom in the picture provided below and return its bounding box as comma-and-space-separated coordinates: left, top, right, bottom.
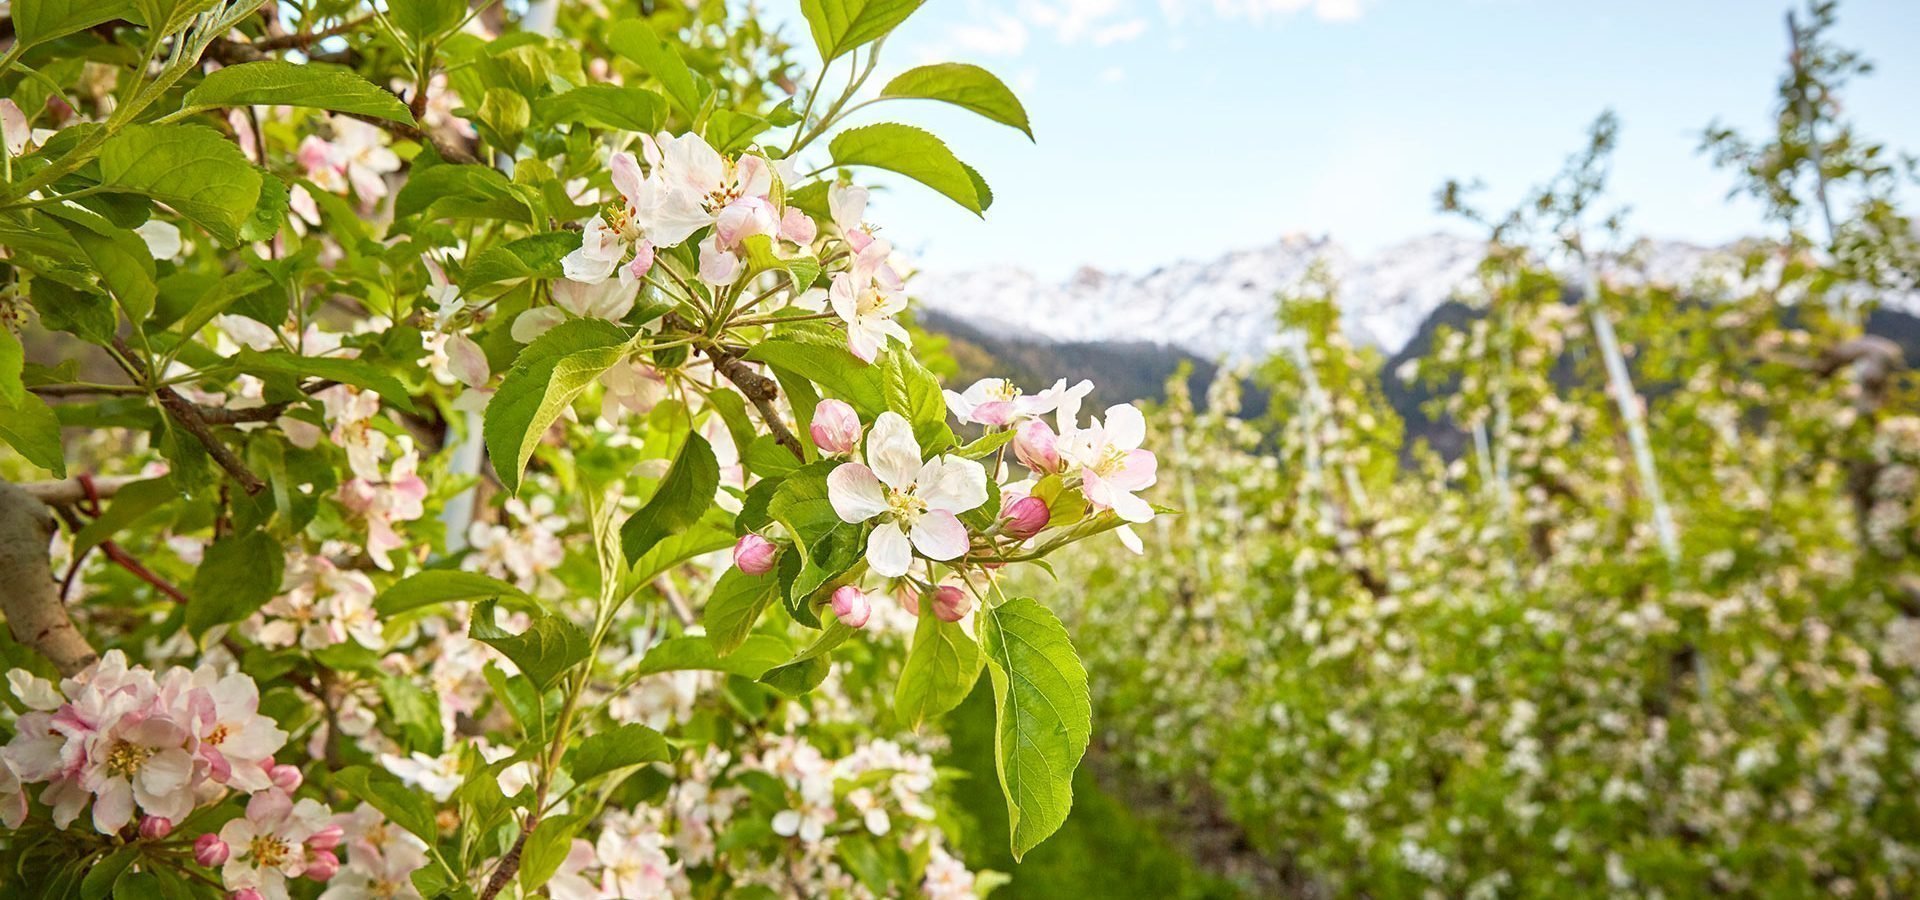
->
196, 833, 232, 867
140, 815, 174, 840
733, 534, 778, 575
303, 849, 341, 882
828, 238, 911, 363
1014, 418, 1064, 474
931, 586, 972, 623
831, 585, 873, 629
1063, 404, 1159, 524
810, 399, 863, 455
177, 669, 289, 790
218, 789, 331, 898
945, 378, 1059, 427
269, 764, 303, 792
1001, 495, 1052, 540
339, 443, 429, 571
297, 118, 400, 204
827, 412, 988, 577
829, 182, 879, 252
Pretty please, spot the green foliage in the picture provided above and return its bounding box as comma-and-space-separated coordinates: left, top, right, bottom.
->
881, 63, 1033, 139
181, 61, 417, 123
98, 125, 263, 244
830, 123, 993, 215
980, 598, 1092, 860
485, 319, 631, 494
469, 599, 590, 691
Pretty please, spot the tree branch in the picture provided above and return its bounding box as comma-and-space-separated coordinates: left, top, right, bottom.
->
0, 481, 97, 676
113, 336, 268, 496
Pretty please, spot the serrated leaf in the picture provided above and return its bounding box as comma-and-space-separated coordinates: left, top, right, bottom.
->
71, 475, 173, 557
230, 348, 416, 413
183, 61, 416, 123
979, 598, 1090, 861
607, 19, 708, 119
0, 329, 23, 406
537, 85, 668, 134
880, 347, 952, 453
394, 163, 539, 223
620, 432, 720, 561
758, 618, 856, 696
334, 765, 438, 841
880, 63, 1032, 138
484, 318, 630, 494
186, 530, 283, 636
746, 332, 887, 414
98, 124, 263, 244
627, 507, 735, 586
470, 599, 590, 690
569, 723, 670, 783
631, 634, 791, 679
375, 570, 528, 616
798, 0, 927, 62
703, 567, 781, 655
829, 122, 990, 215
0, 388, 66, 476
80, 846, 136, 900
12, 0, 139, 48
895, 604, 983, 728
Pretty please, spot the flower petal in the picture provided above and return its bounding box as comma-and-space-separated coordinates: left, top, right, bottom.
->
916, 456, 988, 513
826, 464, 889, 523
866, 522, 913, 577
909, 511, 969, 561
864, 412, 922, 490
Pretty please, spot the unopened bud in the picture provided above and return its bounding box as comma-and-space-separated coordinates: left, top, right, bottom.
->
932, 586, 972, 623
308, 824, 345, 853
303, 849, 340, 882
195, 834, 231, 867
810, 399, 861, 455
733, 534, 779, 575
1014, 420, 1061, 474
831, 585, 872, 629
1001, 496, 1050, 541
230, 890, 264, 900
269, 764, 303, 792
139, 816, 173, 840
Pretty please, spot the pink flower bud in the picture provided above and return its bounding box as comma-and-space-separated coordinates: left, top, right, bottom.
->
810, 399, 861, 455
230, 890, 264, 900
932, 586, 972, 623
893, 583, 921, 616
269, 764, 303, 792
303, 849, 340, 882
195, 834, 231, 867
308, 823, 345, 853
139, 816, 173, 840
733, 534, 779, 576
1001, 496, 1051, 541
1014, 419, 1061, 474
830, 585, 872, 629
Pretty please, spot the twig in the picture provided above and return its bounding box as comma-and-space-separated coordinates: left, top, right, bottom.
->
113, 336, 268, 496
666, 315, 804, 460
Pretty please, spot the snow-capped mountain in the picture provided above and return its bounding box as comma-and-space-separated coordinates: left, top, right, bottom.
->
910, 232, 1751, 361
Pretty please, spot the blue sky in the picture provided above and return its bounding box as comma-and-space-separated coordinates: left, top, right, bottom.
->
770, 1, 1920, 278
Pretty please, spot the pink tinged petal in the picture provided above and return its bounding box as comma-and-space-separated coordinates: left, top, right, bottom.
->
1106, 448, 1159, 492
826, 464, 889, 523
864, 413, 923, 490
972, 399, 1015, 426
246, 786, 293, 823
780, 207, 817, 245
916, 456, 988, 513
511, 307, 567, 343
829, 183, 869, 232
698, 239, 741, 285
609, 151, 645, 203
866, 523, 913, 578
627, 240, 656, 280
910, 511, 970, 561
845, 323, 883, 364
942, 389, 976, 422
1117, 525, 1145, 554
0, 99, 28, 155
734, 154, 774, 197
94, 779, 134, 833
447, 334, 490, 388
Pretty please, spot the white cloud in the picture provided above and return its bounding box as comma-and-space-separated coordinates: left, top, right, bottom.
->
1100, 65, 1127, 82
949, 11, 1031, 56
1092, 18, 1149, 45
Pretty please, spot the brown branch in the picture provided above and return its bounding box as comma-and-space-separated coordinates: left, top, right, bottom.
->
340, 112, 479, 166
665, 315, 805, 461
22, 475, 143, 506
113, 337, 267, 496
0, 481, 98, 676
478, 825, 531, 900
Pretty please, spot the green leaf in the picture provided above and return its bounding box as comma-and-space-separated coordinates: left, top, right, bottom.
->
484, 318, 630, 494
519, 815, 582, 893
746, 332, 887, 414
134, 0, 223, 37
80, 846, 137, 900
0, 389, 65, 476
12, 0, 139, 48
880, 347, 953, 453
758, 618, 856, 696
630, 634, 791, 679
606, 19, 708, 120
627, 507, 736, 586
98, 124, 263, 244
470, 599, 591, 691
231, 348, 416, 413
71, 475, 173, 557
379, 675, 444, 754
979, 598, 1091, 861
620, 433, 720, 562
767, 460, 843, 557
182, 61, 417, 124
460, 232, 578, 302
703, 567, 781, 655
880, 63, 1032, 139
829, 122, 991, 215
376, 570, 528, 616
798, 0, 927, 62
706, 109, 771, 155
895, 606, 983, 728
955, 429, 1016, 460
42, 205, 157, 323
186, 530, 283, 636
334, 765, 438, 841
394, 163, 540, 223
389, 0, 466, 42
570, 723, 670, 783
0, 329, 22, 406
537, 85, 668, 134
